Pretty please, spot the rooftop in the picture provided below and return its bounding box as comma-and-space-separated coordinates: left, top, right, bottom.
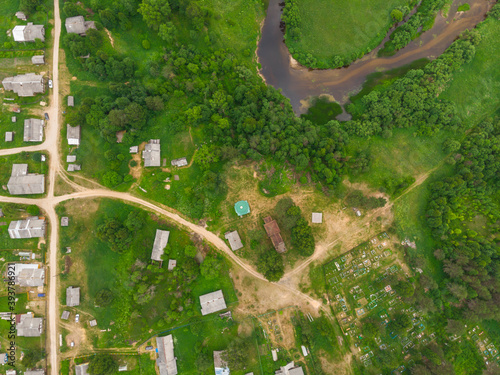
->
5, 132, 13, 142
311, 212, 323, 224
9, 263, 44, 287
171, 157, 188, 167
65, 16, 96, 35
67, 164, 81, 172
13, 23, 45, 42
224, 231, 243, 251
66, 286, 80, 307
156, 335, 178, 375
213, 351, 230, 375
61, 216, 69, 226
61, 311, 70, 320
275, 362, 304, 375
200, 290, 227, 316
16, 312, 43, 337
24, 118, 44, 142
75, 363, 89, 375
151, 229, 170, 262
68, 96, 74, 107
67, 124, 80, 145
31, 55, 44, 65
2, 73, 44, 97
25, 370, 44, 375
263, 217, 286, 253
8, 217, 45, 238
66, 155, 76, 162
234, 200, 250, 216
143, 140, 161, 167
167, 259, 177, 271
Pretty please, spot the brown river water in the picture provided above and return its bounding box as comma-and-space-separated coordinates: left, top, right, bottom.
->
257, 0, 492, 116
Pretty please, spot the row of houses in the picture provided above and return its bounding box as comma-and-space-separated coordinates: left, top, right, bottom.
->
10, 15, 95, 44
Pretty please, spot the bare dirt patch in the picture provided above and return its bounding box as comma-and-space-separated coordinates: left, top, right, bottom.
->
105, 28, 115, 48
129, 142, 146, 180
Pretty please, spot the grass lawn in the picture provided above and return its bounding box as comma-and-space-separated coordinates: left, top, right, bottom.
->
287, 0, 410, 65
439, 17, 500, 127
57, 198, 237, 347
346, 127, 450, 196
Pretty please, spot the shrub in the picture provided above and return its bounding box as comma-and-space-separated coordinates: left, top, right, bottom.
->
142, 40, 151, 50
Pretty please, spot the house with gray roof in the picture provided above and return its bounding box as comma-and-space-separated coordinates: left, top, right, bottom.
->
143, 140, 161, 167
8, 217, 45, 238
75, 363, 89, 375
65, 16, 96, 35
171, 157, 188, 167
67, 124, 80, 145
151, 229, 170, 262
200, 290, 227, 316
2, 73, 44, 97
275, 362, 304, 375
67, 155, 76, 163
155, 335, 178, 375
16, 312, 43, 337
9, 263, 45, 287
25, 370, 44, 375
31, 55, 44, 65
61, 216, 69, 226
24, 118, 44, 142
224, 231, 243, 251
66, 286, 80, 307
13, 23, 45, 42
7, 164, 45, 195
68, 96, 74, 107
213, 351, 230, 375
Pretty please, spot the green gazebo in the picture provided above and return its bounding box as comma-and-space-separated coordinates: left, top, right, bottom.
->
234, 200, 250, 217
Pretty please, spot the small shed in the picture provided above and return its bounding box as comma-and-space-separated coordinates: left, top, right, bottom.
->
143, 140, 161, 167
224, 231, 243, 251
66, 155, 76, 163
12, 116, 16, 122
68, 96, 74, 107
61, 311, 70, 320
272, 349, 278, 361
16, 11, 27, 21
61, 217, 69, 227
234, 200, 250, 217
263, 216, 286, 253
66, 286, 80, 307
67, 124, 80, 146
67, 164, 81, 172
167, 259, 177, 271
129, 146, 138, 153
6, 369, 16, 375
301, 345, 308, 356
31, 55, 45, 65
311, 212, 323, 224
118, 366, 127, 372
89, 319, 97, 327
151, 229, 170, 262
5, 132, 13, 142
171, 157, 188, 167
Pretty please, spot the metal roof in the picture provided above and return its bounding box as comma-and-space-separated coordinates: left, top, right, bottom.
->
31, 55, 45, 64
67, 164, 81, 172
224, 231, 243, 251
25, 370, 44, 375
151, 229, 170, 261
263, 217, 286, 253
213, 351, 230, 375
66, 286, 80, 307
24, 118, 44, 142
200, 290, 227, 315
17, 313, 43, 337
75, 363, 89, 375
68, 96, 74, 106
167, 259, 177, 271
156, 335, 178, 375
311, 212, 323, 223
171, 157, 188, 167
8, 217, 45, 238
65, 16, 96, 35
5, 132, 13, 142
67, 155, 76, 162
61, 216, 69, 226
61, 311, 70, 320
234, 200, 250, 216
275, 362, 304, 375
13, 23, 45, 42
2, 73, 44, 97
143, 140, 161, 167
8, 164, 45, 195
67, 124, 80, 145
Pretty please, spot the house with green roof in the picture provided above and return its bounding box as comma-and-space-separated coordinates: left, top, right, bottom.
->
234, 201, 250, 217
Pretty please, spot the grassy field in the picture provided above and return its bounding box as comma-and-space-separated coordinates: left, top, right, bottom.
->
440, 17, 500, 127
346, 127, 450, 196
57, 198, 237, 347
287, 0, 410, 66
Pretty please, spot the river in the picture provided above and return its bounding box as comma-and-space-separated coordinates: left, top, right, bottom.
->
257, 0, 492, 115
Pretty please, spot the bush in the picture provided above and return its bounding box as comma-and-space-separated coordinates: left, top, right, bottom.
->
142, 40, 151, 50
27, 205, 40, 216
88, 354, 118, 375
95, 289, 113, 306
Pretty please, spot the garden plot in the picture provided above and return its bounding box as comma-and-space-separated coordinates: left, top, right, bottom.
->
467, 325, 500, 366
323, 232, 435, 371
